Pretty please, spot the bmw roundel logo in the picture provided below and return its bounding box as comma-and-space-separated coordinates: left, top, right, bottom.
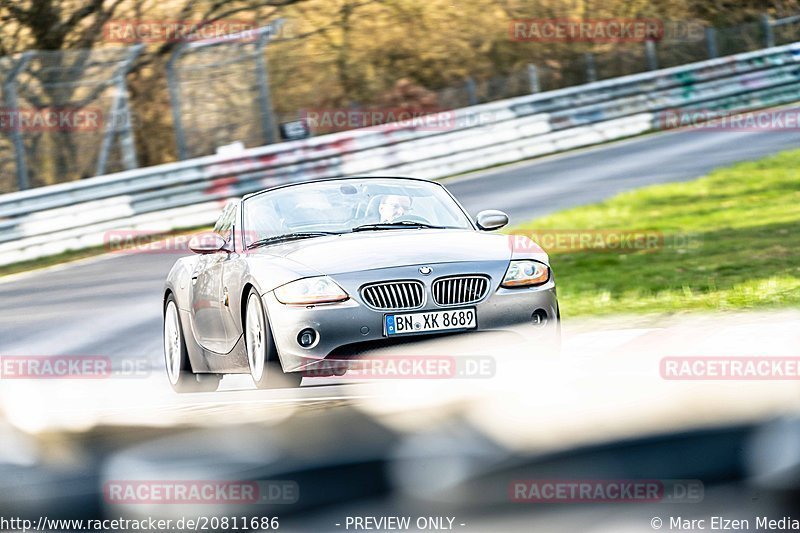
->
419, 266, 432, 276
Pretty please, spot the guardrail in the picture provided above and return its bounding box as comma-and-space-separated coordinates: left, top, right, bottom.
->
2, 42, 800, 267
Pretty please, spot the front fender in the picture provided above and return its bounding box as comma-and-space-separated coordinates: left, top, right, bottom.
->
244, 254, 325, 295
164, 255, 201, 311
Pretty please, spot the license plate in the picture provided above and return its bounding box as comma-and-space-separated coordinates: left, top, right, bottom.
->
385, 308, 476, 336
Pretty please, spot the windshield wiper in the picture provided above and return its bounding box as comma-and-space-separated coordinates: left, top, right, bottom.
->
351, 221, 446, 232
247, 232, 341, 249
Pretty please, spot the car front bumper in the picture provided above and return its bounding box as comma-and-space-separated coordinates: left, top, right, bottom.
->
262, 262, 558, 373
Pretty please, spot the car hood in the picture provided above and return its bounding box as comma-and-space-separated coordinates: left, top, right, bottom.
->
250, 229, 537, 274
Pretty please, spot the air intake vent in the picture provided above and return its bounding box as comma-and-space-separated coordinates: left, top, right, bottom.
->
432, 275, 490, 307
361, 281, 424, 311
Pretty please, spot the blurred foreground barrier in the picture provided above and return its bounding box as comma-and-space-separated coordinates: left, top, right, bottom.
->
2, 42, 800, 267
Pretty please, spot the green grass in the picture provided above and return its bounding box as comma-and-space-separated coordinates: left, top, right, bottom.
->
0, 244, 113, 278
511, 149, 800, 316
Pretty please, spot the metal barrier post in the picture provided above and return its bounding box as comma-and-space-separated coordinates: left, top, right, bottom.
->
645, 40, 659, 71
4, 53, 33, 191
255, 25, 281, 145
527, 64, 540, 93
705, 27, 719, 58
465, 77, 478, 105
762, 14, 775, 48
118, 45, 144, 171
584, 53, 597, 82
167, 44, 189, 160
96, 44, 143, 175
117, 76, 138, 170
95, 75, 125, 175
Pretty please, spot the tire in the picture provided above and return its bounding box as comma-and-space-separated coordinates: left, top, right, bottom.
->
244, 288, 302, 389
164, 294, 221, 393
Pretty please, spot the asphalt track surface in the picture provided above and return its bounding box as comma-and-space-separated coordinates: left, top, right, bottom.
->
2, 125, 800, 380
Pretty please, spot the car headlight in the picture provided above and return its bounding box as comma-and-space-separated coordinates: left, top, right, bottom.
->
274, 276, 349, 305
501, 260, 550, 288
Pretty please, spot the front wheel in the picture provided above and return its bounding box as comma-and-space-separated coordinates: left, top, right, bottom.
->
164, 295, 220, 393
245, 289, 302, 389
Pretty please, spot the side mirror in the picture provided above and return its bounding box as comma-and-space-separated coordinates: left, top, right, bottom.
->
476, 210, 509, 231
189, 233, 227, 254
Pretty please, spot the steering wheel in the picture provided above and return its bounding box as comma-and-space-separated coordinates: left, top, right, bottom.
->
395, 215, 431, 224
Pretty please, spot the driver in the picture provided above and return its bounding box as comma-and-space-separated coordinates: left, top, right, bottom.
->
378, 194, 412, 223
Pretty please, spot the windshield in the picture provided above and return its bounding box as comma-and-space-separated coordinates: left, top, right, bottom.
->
241, 178, 473, 247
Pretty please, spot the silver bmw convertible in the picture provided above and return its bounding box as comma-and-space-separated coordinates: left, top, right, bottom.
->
163, 176, 558, 391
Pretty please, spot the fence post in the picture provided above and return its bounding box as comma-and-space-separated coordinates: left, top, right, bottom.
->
118, 44, 144, 171
166, 44, 189, 160
254, 22, 283, 146
527, 64, 540, 93
117, 78, 139, 171
584, 53, 597, 82
4, 53, 33, 191
705, 27, 719, 58
95, 74, 125, 176
645, 40, 659, 71
762, 14, 775, 48
96, 44, 143, 176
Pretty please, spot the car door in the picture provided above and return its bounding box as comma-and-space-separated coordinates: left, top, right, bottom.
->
218, 203, 249, 354
191, 202, 236, 353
